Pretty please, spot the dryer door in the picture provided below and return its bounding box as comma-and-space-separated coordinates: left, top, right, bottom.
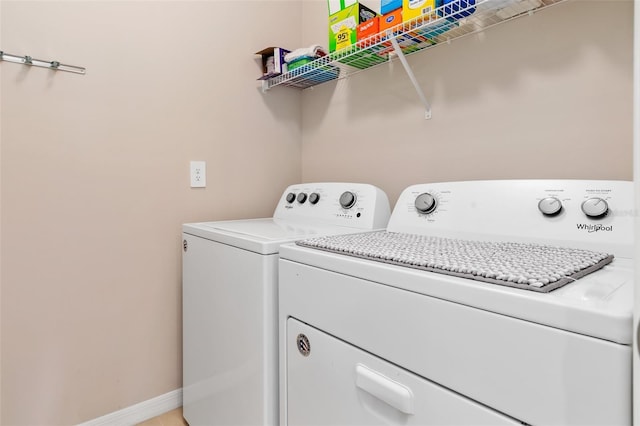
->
285, 318, 520, 425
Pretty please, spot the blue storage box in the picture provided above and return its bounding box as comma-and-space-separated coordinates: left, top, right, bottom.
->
381, 0, 402, 14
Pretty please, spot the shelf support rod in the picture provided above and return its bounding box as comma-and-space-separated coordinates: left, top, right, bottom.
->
389, 37, 432, 120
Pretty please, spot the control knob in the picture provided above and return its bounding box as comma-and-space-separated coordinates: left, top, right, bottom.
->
581, 197, 609, 218
415, 193, 437, 214
339, 191, 357, 209
297, 193, 307, 204
309, 193, 320, 205
285, 192, 296, 204
538, 197, 563, 216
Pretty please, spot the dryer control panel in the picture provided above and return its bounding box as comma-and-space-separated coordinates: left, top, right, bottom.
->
387, 180, 634, 258
274, 183, 391, 230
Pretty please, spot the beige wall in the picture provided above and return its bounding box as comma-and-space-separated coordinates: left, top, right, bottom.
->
0, 0, 635, 425
0, 1, 301, 425
301, 0, 634, 205
0, 1, 3, 422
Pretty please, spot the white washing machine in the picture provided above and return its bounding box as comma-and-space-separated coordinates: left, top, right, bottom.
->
279, 180, 633, 426
182, 182, 390, 426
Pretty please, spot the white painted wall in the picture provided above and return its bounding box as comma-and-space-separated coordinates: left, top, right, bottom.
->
301, 1, 634, 205
0, 1, 302, 424
0, 0, 634, 424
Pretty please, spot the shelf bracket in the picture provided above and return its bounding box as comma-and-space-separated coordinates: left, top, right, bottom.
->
389, 37, 432, 120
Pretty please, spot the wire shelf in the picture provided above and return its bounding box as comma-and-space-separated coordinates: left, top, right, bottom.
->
262, 0, 568, 91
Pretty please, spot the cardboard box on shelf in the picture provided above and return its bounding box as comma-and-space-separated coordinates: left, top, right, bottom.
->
379, 8, 402, 33
359, 2, 378, 22
328, 0, 358, 15
402, 0, 437, 22
357, 15, 379, 41
329, 1, 379, 52
255, 47, 290, 80
329, 4, 358, 52
381, 0, 402, 14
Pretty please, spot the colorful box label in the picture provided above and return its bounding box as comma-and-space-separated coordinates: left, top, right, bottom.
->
379, 8, 402, 33
357, 16, 379, 41
329, 5, 358, 52
381, 0, 402, 14
402, 0, 437, 22
329, 2, 379, 52
256, 47, 291, 80
328, 0, 358, 15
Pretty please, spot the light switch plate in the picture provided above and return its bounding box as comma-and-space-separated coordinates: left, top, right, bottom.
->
190, 161, 206, 188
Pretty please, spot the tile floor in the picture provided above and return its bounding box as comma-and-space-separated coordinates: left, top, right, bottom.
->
137, 407, 188, 426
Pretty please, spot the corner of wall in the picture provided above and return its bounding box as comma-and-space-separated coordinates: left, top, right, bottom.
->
0, 0, 4, 421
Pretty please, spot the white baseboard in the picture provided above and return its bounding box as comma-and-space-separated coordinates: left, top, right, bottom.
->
77, 388, 183, 426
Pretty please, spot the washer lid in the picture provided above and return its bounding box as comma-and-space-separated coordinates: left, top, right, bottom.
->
183, 218, 367, 255
208, 219, 313, 239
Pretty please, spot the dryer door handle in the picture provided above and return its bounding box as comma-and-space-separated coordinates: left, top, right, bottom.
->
355, 364, 414, 414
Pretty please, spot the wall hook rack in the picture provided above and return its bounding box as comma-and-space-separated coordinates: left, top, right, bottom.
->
0, 50, 85, 75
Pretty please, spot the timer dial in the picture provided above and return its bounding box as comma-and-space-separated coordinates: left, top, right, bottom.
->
538, 197, 563, 216
415, 193, 437, 214
339, 191, 357, 209
286, 192, 296, 204
581, 197, 609, 218
309, 193, 320, 205
297, 193, 307, 204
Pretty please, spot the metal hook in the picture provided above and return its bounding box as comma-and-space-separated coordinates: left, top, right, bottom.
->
50, 61, 60, 69
24, 55, 33, 65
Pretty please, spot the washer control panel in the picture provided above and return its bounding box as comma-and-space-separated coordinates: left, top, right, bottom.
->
274, 183, 391, 230
414, 192, 438, 214
581, 197, 609, 218
388, 180, 633, 258
538, 197, 563, 216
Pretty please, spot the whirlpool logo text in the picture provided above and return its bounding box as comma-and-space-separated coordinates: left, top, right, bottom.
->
576, 223, 613, 233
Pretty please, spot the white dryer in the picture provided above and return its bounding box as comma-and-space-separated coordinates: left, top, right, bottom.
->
279, 180, 633, 426
182, 182, 390, 426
